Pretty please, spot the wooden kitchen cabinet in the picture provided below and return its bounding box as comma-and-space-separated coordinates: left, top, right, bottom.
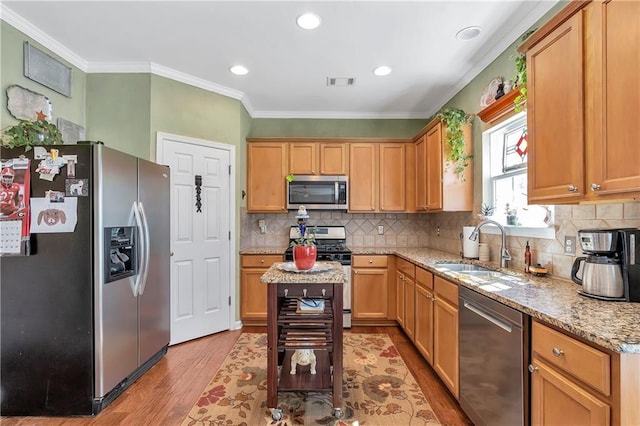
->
240, 254, 283, 324
414, 119, 473, 212
395, 257, 416, 340
529, 321, 611, 425
246, 142, 288, 212
289, 142, 348, 175
414, 267, 434, 365
433, 275, 459, 399
348, 142, 410, 212
352, 255, 389, 320
521, 0, 640, 203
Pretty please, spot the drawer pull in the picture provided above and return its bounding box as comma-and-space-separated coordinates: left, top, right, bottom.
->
552, 347, 564, 357
322, 289, 326, 297
303, 289, 307, 297
284, 289, 288, 297
528, 364, 539, 373
369, 259, 373, 264
260, 259, 265, 263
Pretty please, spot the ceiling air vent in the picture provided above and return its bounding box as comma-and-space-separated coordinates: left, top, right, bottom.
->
327, 77, 355, 87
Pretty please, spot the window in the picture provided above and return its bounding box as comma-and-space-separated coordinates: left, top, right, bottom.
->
482, 112, 555, 239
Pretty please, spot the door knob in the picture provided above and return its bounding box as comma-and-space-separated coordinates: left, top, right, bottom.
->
170, 251, 174, 257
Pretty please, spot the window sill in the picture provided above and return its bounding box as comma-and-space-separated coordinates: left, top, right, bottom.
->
476, 224, 556, 240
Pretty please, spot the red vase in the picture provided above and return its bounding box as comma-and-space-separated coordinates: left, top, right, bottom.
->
293, 245, 317, 270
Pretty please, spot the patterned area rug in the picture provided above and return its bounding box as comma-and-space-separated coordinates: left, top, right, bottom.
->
183, 333, 441, 425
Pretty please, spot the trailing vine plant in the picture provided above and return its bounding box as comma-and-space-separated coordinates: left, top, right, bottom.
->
437, 107, 473, 181
513, 29, 536, 112
2, 119, 64, 151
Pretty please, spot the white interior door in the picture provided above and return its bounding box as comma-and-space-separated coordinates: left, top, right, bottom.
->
156, 133, 235, 345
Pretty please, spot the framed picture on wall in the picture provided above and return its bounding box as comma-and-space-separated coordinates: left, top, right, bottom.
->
23, 42, 72, 97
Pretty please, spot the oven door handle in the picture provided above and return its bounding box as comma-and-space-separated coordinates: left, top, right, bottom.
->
335, 181, 339, 205
462, 300, 513, 333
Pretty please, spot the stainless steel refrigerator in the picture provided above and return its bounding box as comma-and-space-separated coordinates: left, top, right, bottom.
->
0, 143, 170, 416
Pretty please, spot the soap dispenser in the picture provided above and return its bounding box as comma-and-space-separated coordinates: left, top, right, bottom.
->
524, 241, 532, 273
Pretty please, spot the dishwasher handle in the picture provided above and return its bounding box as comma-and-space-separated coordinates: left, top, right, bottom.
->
462, 299, 513, 333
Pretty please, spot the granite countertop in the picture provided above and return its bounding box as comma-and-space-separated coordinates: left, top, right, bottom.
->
381, 247, 640, 354
260, 261, 346, 284
245, 245, 640, 353
240, 246, 287, 255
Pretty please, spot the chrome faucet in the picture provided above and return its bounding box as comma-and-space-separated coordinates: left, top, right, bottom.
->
469, 219, 512, 268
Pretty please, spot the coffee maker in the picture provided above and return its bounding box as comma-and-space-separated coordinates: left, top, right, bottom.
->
571, 228, 640, 302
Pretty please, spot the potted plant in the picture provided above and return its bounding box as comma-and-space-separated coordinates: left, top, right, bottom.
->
290, 223, 317, 270
2, 118, 64, 151
437, 107, 474, 180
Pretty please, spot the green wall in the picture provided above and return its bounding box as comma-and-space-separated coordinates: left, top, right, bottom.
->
249, 117, 425, 138
86, 74, 151, 159
0, 22, 85, 131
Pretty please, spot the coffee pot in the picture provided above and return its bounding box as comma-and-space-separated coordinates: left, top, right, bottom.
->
571, 228, 640, 301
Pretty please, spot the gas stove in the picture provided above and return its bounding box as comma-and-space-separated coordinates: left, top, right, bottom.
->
284, 225, 352, 265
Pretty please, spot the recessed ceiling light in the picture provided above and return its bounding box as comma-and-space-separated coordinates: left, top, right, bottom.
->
456, 26, 481, 41
229, 65, 248, 76
297, 13, 321, 30
373, 66, 392, 76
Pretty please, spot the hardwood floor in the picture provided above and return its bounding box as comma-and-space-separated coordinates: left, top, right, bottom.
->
1, 326, 472, 425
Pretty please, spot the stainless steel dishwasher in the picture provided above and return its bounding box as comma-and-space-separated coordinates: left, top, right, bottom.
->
459, 286, 530, 426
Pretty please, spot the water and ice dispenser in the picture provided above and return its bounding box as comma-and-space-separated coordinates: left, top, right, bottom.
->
104, 226, 136, 283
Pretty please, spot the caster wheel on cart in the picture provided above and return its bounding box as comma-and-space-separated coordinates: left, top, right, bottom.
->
270, 408, 284, 421
332, 408, 343, 419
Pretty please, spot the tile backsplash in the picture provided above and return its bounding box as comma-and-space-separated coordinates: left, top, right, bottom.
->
241, 201, 640, 280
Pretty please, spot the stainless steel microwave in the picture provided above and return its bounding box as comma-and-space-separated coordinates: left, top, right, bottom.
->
287, 175, 348, 210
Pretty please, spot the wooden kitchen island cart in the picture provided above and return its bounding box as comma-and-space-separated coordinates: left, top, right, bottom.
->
260, 262, 345, 422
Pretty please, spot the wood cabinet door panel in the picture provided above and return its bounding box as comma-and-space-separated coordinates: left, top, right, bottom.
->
379, 144, 406, 211
319, 143, 348, 175
404, 276, 415, 341
426, 123, 443, 210
527, 14, 586, 203
396, 271, 405, 326
352, 268, 388, 319
289, 143, 317, 175
349, 144, 377, 211
240, 269, 268, 320
247, 143, 287, 211
434, 296, 459, 399
415, 135, 427, 210
415, 283, 434, 365
590, 0, 640, 196
531, 357, 610, 426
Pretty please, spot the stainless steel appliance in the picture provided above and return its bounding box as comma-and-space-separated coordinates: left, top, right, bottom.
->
284, 225, 351, 327
459, 286, 530, 426
0, 143, 170, 416
572, 228, 640, 301
287, 175, 348, 210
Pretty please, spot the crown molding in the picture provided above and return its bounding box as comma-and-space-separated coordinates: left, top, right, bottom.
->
1, 4, 88, 71
251, 110, 429, 119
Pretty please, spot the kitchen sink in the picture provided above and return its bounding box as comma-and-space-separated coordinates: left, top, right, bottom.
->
435, 263, 494, 272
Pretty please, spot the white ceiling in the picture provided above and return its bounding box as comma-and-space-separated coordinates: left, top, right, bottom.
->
1, 1, 559, 119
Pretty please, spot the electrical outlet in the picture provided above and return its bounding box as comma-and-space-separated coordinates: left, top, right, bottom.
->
378, 225, 384, 235
564, 236, 576, 254
258, 219, 267, 234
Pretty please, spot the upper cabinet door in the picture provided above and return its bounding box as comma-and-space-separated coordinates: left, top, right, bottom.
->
319, 143, 348, 175
349, 143, 377, 212
415, 135, 427, 211
426, 123, 443, 211
588, 0, 640, 196
289, 142, 317, 175
247, 143, 288, 212
527, 13, 586, 203
379, 144, 406, 211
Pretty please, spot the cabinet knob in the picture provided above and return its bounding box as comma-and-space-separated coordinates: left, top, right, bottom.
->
369, 259, 373, 264
567, 185, 578, 192
354, 270, 358, 274
313, 170, 316, 174
591, 183, 602, 191
528, 364, 539, 373
552, 347, 564, 357
260, 259, 265, 263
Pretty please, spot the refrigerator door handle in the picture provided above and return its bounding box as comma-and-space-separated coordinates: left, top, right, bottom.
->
132, 201, 145, 297
137, 201, 151, 295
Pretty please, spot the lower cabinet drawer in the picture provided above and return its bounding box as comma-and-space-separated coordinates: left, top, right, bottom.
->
532, 321, 610, 396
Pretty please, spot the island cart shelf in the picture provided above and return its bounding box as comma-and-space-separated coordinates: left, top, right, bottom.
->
261, 262, 345, 422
